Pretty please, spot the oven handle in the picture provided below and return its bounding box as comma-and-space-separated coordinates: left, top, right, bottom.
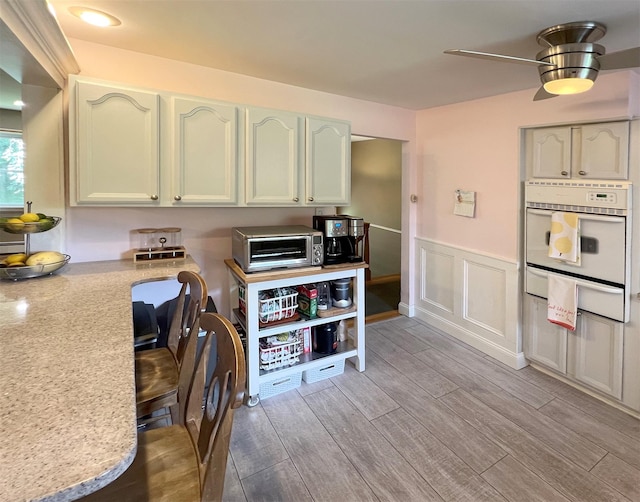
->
527, 267, 624, 294
526, 209, 625, 223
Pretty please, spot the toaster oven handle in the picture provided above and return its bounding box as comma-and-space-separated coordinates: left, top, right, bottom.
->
527, 267, 624, 294
526, 209, 625, 223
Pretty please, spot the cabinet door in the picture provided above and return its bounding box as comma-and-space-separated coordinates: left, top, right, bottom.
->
578, 121, 629, 179
245, 107, 301, 205
570, 311, 623, 399
531, 127, 571, 179
524, 294, 567, 373
305, 117, 351, 205
73, 80, 160, 204
171, 97, 238, 205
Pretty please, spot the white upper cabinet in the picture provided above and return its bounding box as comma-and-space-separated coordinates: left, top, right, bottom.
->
69, 77, 351, 207
306, 117, 351, 206
577, 122, 629, 180
245, 109, 351, 206
245, 108, 301, 205
71, 79, 161, 205
529, 121, 629, 180
170, 97, 238, 205
530, 127, 572, 179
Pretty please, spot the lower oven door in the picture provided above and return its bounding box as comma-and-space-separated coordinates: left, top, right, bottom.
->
525, 209, 627, 284
526, 267, 627, 322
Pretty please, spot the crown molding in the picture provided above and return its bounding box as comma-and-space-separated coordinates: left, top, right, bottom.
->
0, 0, 79, 88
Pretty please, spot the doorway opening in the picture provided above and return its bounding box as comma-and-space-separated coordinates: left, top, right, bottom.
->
339, 136, 402, 322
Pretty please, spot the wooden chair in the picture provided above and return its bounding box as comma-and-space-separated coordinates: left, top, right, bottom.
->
82, 313, 246, 501
135, 270, 208, 425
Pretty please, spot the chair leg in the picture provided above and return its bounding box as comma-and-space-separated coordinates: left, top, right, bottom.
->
168, 403, 179, 425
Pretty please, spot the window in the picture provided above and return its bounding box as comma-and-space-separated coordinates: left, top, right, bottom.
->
0, 129, 25, 252
0, 129, 24, 208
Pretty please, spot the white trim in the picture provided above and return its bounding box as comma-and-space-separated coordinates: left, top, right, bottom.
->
413, 237, 524, 369
0, 0, 79, 87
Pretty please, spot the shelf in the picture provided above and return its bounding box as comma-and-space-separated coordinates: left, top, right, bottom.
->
233, 307, 357, 337
259, 341, 357, 379
226, 258, 366, 403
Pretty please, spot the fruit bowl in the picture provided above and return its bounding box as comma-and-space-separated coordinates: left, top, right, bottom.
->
0, 254, 70, 280
0, 216, 61, 234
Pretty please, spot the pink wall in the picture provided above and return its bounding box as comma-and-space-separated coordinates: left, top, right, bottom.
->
416, 71, 637, 261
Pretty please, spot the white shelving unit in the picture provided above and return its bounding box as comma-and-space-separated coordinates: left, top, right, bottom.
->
225, 259, 366, 406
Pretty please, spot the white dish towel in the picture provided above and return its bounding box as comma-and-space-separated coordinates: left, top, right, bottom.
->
548, 212, 580, 265
547, 274, 578, 331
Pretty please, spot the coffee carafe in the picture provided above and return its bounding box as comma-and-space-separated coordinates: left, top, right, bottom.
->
345, 216, 365, 262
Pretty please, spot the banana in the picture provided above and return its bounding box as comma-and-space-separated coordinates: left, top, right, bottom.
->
25, 251, 66, 266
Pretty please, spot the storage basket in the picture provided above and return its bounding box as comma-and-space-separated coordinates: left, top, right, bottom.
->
238, 285, 299, 324
259, 372, 302, 400
302, 359, 345, 384
259, 331, 303, 371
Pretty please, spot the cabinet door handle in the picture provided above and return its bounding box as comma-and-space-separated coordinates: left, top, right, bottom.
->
308, 197, 314, 202
561, 170, 569, 176
150, 194, 159, 201
293, 197, 299, 202
578, 170, 587, 176
174, 195, 182, 201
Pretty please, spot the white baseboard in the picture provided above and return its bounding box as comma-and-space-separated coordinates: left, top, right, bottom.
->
414, 305, 527, 369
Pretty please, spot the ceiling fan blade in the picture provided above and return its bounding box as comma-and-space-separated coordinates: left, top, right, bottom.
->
444, 49, 551, 67
533, 86, 557, 101
598, 47, 640, 70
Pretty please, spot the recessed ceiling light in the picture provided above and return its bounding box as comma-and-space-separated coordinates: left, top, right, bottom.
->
69, 6, 121, 27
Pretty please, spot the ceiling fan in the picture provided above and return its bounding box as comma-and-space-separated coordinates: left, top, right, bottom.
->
444, 21, 640, 101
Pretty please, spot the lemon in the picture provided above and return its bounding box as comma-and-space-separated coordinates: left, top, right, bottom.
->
20, 213, 40, 223
5, 253, 27, 265
6, 218, 25, 231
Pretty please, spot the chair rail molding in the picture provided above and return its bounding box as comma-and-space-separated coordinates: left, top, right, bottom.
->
414, 237, 525, 369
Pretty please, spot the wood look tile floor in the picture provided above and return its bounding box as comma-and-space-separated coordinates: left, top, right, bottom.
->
223, 317, 640, 502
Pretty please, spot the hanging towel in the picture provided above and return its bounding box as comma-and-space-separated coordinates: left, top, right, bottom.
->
548, 212, 580, 265
547, 274, 578, 331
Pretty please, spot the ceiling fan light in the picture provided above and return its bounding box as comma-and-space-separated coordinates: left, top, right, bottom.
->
543, 77, 594, 95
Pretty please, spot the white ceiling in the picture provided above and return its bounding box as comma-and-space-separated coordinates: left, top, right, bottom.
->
8, 1, 640, 110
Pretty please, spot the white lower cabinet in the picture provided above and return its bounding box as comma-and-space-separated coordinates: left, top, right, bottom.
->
569, 310, 623, 400
524, 294, 568, 373
225, 259, 366, 405
524, 294, 624, 401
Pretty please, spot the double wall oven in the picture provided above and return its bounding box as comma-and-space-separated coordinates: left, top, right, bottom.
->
525, 179, 632, 323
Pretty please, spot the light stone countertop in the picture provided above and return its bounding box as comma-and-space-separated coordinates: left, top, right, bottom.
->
0, 257, 200, 502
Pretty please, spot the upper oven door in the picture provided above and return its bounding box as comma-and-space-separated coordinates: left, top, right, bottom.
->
525, 208, 627, 285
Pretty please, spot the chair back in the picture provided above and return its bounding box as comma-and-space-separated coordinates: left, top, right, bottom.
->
184, 312, 246, 502
169, 271, 208, 423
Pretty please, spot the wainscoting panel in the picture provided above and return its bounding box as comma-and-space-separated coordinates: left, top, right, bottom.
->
464, 260, 506, 338
419, 246, 455, 313
413, 238, 525, 369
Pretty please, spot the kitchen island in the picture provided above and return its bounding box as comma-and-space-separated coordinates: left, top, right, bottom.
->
0, 257, 199, 502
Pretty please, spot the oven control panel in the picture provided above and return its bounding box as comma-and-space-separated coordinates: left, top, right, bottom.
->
525, 179, 632, 211
588, 191, 617, 204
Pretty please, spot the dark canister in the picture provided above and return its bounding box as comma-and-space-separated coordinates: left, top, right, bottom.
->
314, 322, 337, 354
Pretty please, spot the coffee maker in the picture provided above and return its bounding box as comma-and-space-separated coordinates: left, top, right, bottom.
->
313, 214, 365, 265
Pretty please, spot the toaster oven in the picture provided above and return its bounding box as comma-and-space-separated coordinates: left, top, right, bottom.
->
232, 225, 324, 273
